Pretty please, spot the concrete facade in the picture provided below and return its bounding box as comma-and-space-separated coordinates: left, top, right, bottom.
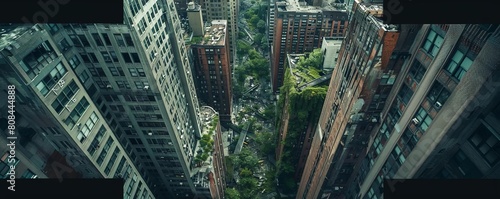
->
321, 37, 343, 72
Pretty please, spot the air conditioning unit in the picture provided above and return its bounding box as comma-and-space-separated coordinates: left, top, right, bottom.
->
128, 124, 133, 128
71, 98, 77, 103
144, 86, 150, 90
435, 101, 443, 108
148, 132, 153, 136
106, 84, 112, 88
412, 118, 420, 125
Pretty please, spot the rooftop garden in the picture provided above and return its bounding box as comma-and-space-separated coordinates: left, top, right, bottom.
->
195, 115, 219, 165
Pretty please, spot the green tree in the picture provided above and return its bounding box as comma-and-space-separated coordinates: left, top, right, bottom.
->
255, 131, 274, 155
225, 188, 241, 199
240, 168, 253, 178
257, 20, 266, 32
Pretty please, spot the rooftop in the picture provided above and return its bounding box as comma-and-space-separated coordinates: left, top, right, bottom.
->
192, 106, 220, 187
276, 0, 348, 13
186, 2, 202, 11
354, 0, 399, 32
323, 37, 343, 45
195, 20, 227, 46
287, 54, 325, 88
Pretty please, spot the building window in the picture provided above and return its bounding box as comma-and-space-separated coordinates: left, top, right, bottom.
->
445, 50, 473, 81
92, 33, 103, 46
408, 60, 426, 84
102, 51, 112, 63
87, 125, 106, 156
413, 107, 433, 132
122, 53, 132, 63
19, 41, 56, 79
104, 147, 120, 175
102, 33, 112, 46
77, 112, 99, 143
51, 80, 79, 113
115, 34, 125, 46
468, 123, 500, 166
80, 71, 89, 83
129, 68, 138, 77
35, 62, 67, 96
426, 81, 451, 110
114, 157, 126, 178
78, 35, 90, 47
64, 97, 90, 129
124, 34, 134, 46
68, 55, 81, 69
131, 53, 141, 63
96, 137, 114, 165
397, 84, 413, 105
422, 29, 444, 57
125, 174, 138, 199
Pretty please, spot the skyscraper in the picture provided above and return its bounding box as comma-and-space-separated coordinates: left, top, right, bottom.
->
0, 24, 156, 199
1, 0, 227, 198
271, 0, 349, 93
354, 23, 500, 199
191, 20, 233, 122
296, 1, 420, 198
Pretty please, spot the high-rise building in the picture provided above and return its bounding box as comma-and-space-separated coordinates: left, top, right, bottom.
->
198, 0, 238, 65
271, 0, 349, 93
1, 0, 227, 198
0, 24, 156, 199
191, 20, 233, 122
353, 23, 500, 199
268, 0, 277, 44
296, 1, 421, 198
275, 53, 329, 183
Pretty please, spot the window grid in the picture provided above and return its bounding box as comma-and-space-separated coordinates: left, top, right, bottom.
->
445, 50, 473, 81
77, 112, 99, 143
96, 138, 114, 166
422, 29, 444, 57
51, 80, 79, 113
64, 97, 90, 129
87, 125, 106, 156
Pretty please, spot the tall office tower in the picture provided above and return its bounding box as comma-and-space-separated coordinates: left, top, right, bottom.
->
275, 53, 329, 184
321, 37, 343, 72
199, 0, 238, 65
29, 0, 224, 198
296, 1, 421, 198
198, 106, 226, 199
0, 24, 155, 199
271, 0, 349, 93
191, 20, 233, 122
352, 24, 500, 199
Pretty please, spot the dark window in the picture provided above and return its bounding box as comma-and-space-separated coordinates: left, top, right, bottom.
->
47, 24, 59, 34
92, 33, 103, 46
102, 33, 112, 46
122, 53, 132, 63
426, 81, 451, 110
131, 53, 140, 63
124, 34, 134, 46
96, 138, 114, 165
87, 125, 106, 156
68, 55, 81, 69
408, 60, 426, 83
104, 147, 120, 175
88, 53, 98, 63
469, 123, 500, 166
397, 84, 413, 105
78, 35, 90, 47
114, 34, 125, 46
102, 51, 112, 62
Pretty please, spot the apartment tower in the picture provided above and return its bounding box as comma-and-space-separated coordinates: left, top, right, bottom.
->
352, 24, 500, 199
191, 20, 233, 122
271, 0, 349, 93
296, 1, 421, 198
0, 0, 225, 198
0, 24, 156, 199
